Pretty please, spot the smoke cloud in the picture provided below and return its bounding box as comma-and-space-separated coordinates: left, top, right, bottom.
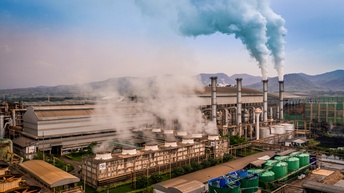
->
136, 0, 287, 80
90, 74, 211, 153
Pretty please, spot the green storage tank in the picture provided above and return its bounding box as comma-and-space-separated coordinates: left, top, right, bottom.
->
247, 169, 264, 175
240, 173, 259, 193
287, 157, 300, 173
272, 162, 288, 180
289, 151, 300, 157
260, 171, 275, 182
297, 153, 310, 167
208, 178, 241, 193
264, 160, 277, 169
274, 156, 288, 161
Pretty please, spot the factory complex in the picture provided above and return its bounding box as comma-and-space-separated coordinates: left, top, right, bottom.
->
0, 77, 343, 193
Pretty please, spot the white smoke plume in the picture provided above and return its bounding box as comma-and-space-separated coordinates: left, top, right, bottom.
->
90, 74, 212, 153
135, 0, 287, 80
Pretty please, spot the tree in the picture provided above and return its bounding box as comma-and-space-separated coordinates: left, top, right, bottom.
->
182, 165, 193, 174
136, 176, 148, 189
150, 172, 163, 184
172, 167, 185, 177
201, 159, 211, 168
191, 162, 203, 172
223, 153, 233, 162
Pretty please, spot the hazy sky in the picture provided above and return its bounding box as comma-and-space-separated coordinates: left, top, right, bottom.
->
0, 0, 343, 89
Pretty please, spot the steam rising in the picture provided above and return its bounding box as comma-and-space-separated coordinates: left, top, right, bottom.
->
91, 75, 214, 153
136, 0, 287, 80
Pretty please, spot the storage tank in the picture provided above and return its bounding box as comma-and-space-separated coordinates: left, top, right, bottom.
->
259, 127, 270, 139
260, 171, 275, 183
208, 176, 241, 193
289, 152, 300, 157
274, 125, 286, 134
274, 156, 288, 162
264, 160, 277, 169
272, 162, 288, 181
287, 157, 300, 173
247, 169, 264, 175
240, 173, 259, 193
280, 123, 294, 131
297, 153, 310, 167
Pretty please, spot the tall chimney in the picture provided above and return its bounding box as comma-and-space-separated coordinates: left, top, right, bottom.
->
236, 78, 242, 134
279, 81, 284, 120
262, 80, 268, 122
210, 77, 217, 122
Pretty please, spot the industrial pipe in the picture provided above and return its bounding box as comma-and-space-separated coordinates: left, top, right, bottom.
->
210, 77, 217, 122
255, 108, 262, 140
262, 80, 268, 122
279, 81, 284, 120
236, 78, 242, 128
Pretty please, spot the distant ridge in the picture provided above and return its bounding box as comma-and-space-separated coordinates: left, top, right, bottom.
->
0, 70, 343, 98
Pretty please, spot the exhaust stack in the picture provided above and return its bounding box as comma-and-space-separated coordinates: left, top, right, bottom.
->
210, 77, 217, 122
262, 80, 268, 122
279, 81, 284, 120
236, 78, 242, 135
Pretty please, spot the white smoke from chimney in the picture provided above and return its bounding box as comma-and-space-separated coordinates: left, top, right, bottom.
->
135, 0, 287, 81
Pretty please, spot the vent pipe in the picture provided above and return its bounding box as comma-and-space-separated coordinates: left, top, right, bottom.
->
210, 77, 217, 122
236, 78, 242, 135
279, 81, 284, 120
262, 80, 268, 122
255, 108, 262, 140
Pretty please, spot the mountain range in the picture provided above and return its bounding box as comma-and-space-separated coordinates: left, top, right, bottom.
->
1, 70, 343, 99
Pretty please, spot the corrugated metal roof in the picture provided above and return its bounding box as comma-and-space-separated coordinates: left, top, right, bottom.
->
154, 151, 275, 191
168, 180, 205, 193
35, 109, 96, 119
302, 180, 344, 193
19, 160, 79, 188
12, 137, 35, 147
276, 149, 296, 156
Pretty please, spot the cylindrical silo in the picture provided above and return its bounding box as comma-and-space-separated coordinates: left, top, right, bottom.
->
272, 162, 288, 181
297, 153, 310, 167
259, 127, 270, 139
287, 157, 300, 173
274, 156, 288, 162
240, 173, 259, 193
260, 171, 275, 183
264, 160, 277, 170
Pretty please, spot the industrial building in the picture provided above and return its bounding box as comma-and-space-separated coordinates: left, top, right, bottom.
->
3, 77, 285, 159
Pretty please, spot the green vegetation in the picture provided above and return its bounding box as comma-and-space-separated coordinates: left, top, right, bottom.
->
222, 135, 247, 145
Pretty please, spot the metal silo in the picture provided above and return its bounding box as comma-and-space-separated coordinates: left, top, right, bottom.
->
272, 162, 288, 181
287, 157, 300, 173
260, 171, 275, 183
297, 153, 310, 167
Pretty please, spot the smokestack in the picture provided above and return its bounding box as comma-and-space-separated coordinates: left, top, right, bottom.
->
262, 80, 268, 122
12, 109, 16, 126
236, 78, 242, 134
0, 115, 4, 138
210, 77, 217, 122
279, 81, 284, 120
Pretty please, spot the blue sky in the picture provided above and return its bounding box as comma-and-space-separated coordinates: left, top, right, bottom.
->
0, 0, 343, 89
